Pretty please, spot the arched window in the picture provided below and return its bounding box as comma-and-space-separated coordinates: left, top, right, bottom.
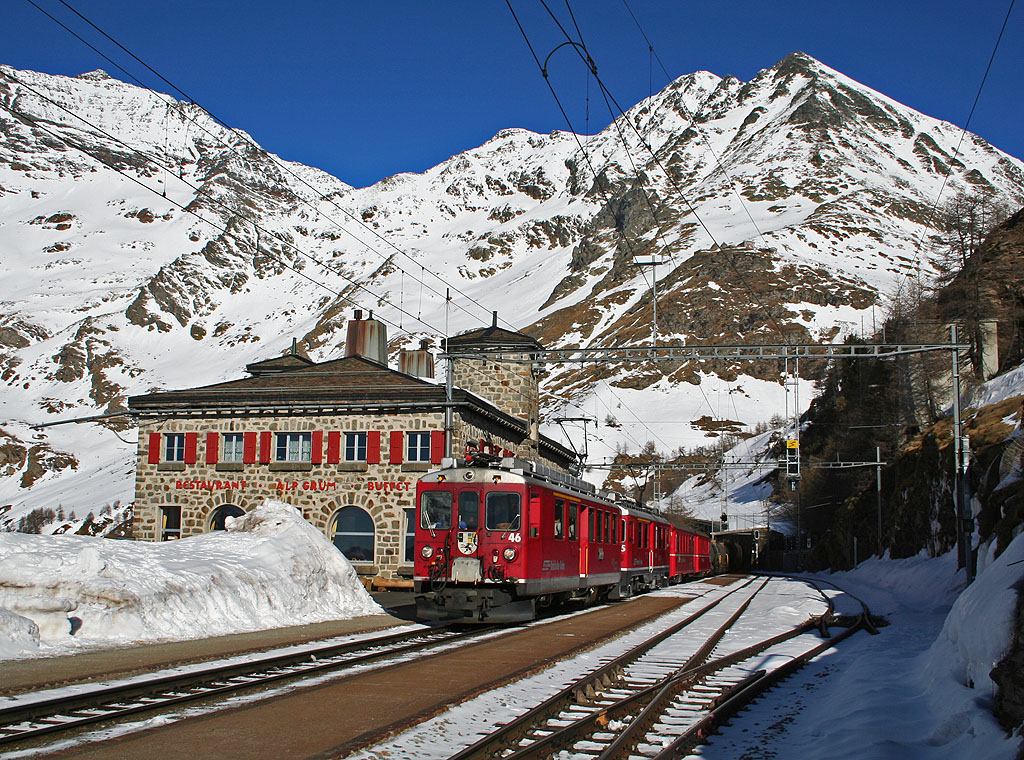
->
330, 506, 375, 563
209, 504, 245, 531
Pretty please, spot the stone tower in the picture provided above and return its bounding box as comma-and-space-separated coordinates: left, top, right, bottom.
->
444, 312, 542, 454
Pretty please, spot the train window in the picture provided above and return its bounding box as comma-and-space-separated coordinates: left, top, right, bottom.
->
595, 509, 603, 543
486, 492, 521, 531
553, 499, 564, 539
420, 491, 452, 529
567, 503, 577, 540
588, 510, 595, 542
620, 518, 625, 543
458, 491, 480, 530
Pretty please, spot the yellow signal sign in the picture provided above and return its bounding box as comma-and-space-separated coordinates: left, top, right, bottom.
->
786, 439, 800, 449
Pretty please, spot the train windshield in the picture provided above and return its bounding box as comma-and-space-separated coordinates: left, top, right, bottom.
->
486, 492, 521, 530
420, 491, 452, 529
458, 491, 479, 530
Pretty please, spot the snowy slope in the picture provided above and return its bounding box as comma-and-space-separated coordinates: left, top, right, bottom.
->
2, 52, 1024, 523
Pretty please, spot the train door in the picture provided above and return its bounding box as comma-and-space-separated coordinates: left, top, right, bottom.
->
454, 488, 481, 559
578, 503, 590, 578
553, 496, 580, 586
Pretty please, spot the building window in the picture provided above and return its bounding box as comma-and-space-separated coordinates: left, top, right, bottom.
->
209, 504, 244, 531
406, 432, 431, 462
403, 508, 416, 564
165, 434, 186, 462
160, 506, 181, 540
330, 506, 375, 563
221, 434, 245, 463
345, 432, 367, 462
276, 432, 312, 462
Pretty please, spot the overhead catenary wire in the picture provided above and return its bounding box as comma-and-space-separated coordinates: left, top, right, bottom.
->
517, 2, 742, 436
502, 6, 661, 328
892, 0, 1018, 309
505, 1, 653, 297
619, 0, 776, 256
0, 80, 445, 340
26, 0, 514, 335
539, 0, 798, 345
507, 0, 718, 449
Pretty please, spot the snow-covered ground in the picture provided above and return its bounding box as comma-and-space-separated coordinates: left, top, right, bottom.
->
0, 500, 381, 659
701, 536, 1024, 759
0, 501, 1020, 759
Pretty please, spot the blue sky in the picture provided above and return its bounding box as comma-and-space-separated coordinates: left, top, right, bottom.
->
4, 1, 1022, 189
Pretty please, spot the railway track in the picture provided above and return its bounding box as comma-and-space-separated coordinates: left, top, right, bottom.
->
436, 575, 870, 760
0, 623, 492, 749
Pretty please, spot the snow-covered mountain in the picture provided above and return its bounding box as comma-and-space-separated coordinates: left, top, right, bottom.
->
2, 52, 1023, 523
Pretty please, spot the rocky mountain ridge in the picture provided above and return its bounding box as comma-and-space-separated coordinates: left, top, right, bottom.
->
1, 52, 1024, 521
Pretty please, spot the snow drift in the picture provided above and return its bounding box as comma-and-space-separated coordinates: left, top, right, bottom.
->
0, 500, 382, 659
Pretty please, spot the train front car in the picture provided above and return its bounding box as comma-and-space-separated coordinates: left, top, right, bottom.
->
413, 455, 591, 623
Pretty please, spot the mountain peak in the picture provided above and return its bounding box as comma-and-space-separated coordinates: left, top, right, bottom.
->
75, 69, 111, 81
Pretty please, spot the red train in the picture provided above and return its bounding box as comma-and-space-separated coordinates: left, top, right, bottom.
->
413, 453, 719, 623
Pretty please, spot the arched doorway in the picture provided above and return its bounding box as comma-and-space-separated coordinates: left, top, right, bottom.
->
209, 504, 245, 531
329, 506, 375, 564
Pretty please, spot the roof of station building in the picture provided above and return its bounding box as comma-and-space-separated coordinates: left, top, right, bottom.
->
128, 354, 575, 464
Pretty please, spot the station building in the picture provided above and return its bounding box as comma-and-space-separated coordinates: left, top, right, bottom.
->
128, 311, 574, 587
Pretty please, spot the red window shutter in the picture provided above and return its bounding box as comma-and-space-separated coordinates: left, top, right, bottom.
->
184, 433, 198, 464
367, 430, 381, 464
147, 432, 162, 464
206, 432, 219, 464
326, 431, 340, 464
311, 431, 323, 465
389, 431, 404, 464
243, 432, 257, 464
430, 430, 445, 464
259, 431, 272, 464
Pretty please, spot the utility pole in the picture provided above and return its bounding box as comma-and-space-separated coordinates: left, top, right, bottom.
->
950, 324, 973, 582
633, 255, 666, 345
876, 446, 883, 556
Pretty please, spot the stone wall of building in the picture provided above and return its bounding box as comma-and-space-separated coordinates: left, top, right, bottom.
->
134, 406, 555, 583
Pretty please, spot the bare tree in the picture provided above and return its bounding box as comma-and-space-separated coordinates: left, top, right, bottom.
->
933, 190, 1011, 375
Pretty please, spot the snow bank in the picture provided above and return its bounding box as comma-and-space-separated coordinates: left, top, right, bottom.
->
792, 544, 1022, 758
0, 500, 382, 658
0, 608, 39, 659
964, 361, 1024, 411
927, 533, 1024, 696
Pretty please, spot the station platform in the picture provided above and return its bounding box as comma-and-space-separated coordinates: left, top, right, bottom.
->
2, 589, 417, 696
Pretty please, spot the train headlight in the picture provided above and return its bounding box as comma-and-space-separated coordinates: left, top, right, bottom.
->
502, 547, 517, 561
420, 546, 434, 559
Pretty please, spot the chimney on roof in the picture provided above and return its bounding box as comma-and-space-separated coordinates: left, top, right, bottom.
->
399, 338, 435, 379
345, 309, 387, 366
492, 311, 498, 328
